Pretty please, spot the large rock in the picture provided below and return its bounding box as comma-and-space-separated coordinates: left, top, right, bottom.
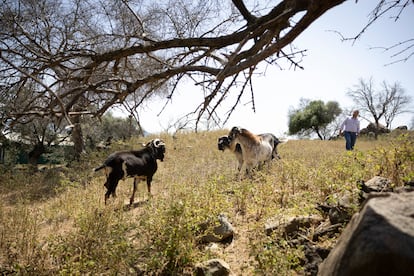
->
195, 259, 232, 276
360, 122, 390, 135
318, 192, 414, 276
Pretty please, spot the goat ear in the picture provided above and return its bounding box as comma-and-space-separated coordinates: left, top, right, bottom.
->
229, 127, 240, 137
143, 139, 156, 147
231, 126, 241, 133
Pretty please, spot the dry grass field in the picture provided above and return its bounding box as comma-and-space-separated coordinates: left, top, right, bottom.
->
1, 130, 413, 275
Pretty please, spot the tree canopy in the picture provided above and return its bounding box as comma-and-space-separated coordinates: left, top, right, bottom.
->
1, 0, 412, 131
288, 99, 342, 140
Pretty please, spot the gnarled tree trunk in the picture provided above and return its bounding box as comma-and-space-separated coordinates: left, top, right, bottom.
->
28, 143, 45, 171
71, 115, 85, 161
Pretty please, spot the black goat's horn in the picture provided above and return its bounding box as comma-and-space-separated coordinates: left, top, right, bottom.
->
153, 138, 165, 147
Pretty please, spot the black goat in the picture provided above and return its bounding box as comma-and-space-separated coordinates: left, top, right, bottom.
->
94, 138, 166, 205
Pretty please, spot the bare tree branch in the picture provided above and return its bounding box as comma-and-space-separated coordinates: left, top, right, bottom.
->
1, 0, 411, 134
232, 0, 257, 25
336, 1, 414, 63
347, 77, 412, 129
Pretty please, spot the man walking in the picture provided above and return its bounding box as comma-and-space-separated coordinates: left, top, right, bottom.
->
339, 110, 360, 150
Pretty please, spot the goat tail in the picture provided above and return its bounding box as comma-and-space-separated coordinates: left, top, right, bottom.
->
93, 164, 106, 172
278, 138, 289, 144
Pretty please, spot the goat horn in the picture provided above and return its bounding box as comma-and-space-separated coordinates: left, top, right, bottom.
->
153, 138, 165, 147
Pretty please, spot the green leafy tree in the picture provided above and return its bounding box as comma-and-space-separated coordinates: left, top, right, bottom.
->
7, 117, 72, 169
288, 100, 342, 140
82, 113, 142, 150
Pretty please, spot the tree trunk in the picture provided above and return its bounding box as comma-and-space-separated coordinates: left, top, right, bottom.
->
28, 143, 45, 171
315, 128, 324, 140
71, 115, 85, 160
374, 118, 380, 140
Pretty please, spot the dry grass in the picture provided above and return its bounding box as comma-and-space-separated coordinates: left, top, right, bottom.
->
0, 130, 413, 275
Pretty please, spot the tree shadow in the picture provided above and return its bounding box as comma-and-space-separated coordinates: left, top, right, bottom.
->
0, 166, 71, 205
120, 199, 149, 212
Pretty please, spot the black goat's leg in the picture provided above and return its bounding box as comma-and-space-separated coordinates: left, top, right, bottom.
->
105, 177, 119, 205
130, 178, 138, 205
146, 176, 153, 197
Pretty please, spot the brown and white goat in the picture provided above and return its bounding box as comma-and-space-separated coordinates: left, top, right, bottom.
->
218, 133, 282, 172
227, 127, 274, 177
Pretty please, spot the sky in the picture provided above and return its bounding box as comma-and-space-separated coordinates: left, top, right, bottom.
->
116, 1, 414, 137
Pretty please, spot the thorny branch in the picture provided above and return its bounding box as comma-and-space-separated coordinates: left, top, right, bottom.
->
335, 1, 413, 65
0, 0, 411, 131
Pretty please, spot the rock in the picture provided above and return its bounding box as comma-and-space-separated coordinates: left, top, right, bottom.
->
358, 176, 393, 203
363, 176, 393, 192
195, 258, 232, 276
265, 215, 323, 236
316, 192, 354, 225
200, 214, 234, 243
359, 123, 390, 135
318, 192, 414, 276
328, 206, 352, 225
302, 242, 331, 276
395, 125, 408, 130
404, 180, 414, 188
